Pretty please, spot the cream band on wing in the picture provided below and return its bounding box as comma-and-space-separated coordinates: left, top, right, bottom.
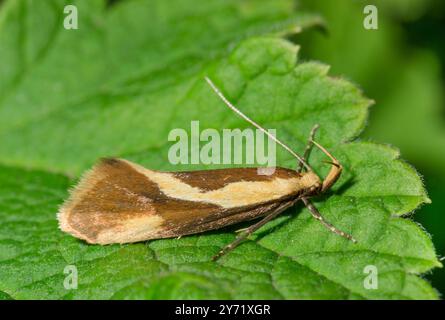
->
125, 160, 310, 208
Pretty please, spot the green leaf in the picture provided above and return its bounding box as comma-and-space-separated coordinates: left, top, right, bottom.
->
0, 0, 440, 299
0, 290, 13, 300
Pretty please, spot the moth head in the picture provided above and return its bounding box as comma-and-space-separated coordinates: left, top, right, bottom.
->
309, 140, 343, 193
297, 140, 343, 195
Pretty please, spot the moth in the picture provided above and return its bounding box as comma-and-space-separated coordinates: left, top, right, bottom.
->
58, 77, 356, 261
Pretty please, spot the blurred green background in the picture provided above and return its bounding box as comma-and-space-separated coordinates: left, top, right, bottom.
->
296, 0, 444, 294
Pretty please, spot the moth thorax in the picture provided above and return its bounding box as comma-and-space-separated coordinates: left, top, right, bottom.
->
299, 171, 322, 194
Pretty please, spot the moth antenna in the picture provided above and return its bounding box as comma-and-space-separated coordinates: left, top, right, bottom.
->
310, 139, 339, 165
205, 77, 312, 172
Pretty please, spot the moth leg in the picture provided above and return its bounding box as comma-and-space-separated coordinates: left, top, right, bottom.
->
297, 124, 319, 172
302, 197, 356, 243
212, 201, 296, 261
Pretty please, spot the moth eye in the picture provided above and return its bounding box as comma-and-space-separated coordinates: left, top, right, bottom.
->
310, 184, 322, 193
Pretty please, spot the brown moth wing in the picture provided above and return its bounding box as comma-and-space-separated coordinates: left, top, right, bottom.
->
58, 158, 318, 244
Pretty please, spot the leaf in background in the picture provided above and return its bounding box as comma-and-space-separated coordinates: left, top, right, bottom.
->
0, 0, 440, 299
